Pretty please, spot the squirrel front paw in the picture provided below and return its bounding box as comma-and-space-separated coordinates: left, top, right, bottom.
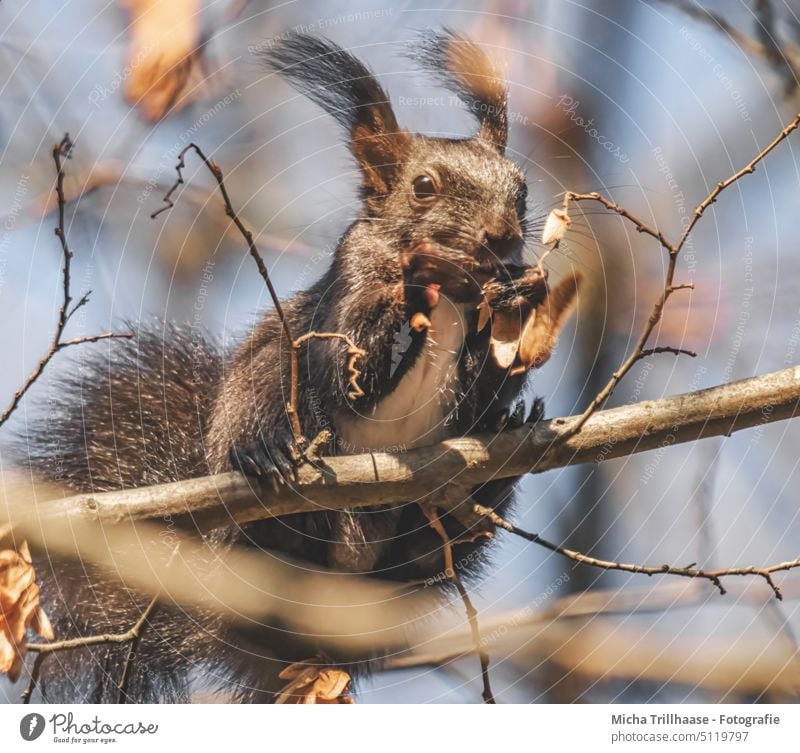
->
484, 397, 545, 433
229, 427, 304, 489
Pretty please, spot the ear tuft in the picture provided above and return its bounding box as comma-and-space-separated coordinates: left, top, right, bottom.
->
259, 34, 408, 202
409, 28, 509, 151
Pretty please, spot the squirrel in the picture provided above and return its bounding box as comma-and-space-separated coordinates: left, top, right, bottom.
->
15, 30, 580, 702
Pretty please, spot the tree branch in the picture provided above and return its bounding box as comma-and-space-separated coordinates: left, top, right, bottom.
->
21, 364, 800, 531
558, 112, 800, 435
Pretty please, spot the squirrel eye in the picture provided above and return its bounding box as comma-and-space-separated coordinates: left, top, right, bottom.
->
411, 174, 437, 202
516, 182, 529, 216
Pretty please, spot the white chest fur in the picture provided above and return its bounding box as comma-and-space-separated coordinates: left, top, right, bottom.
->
337, 298, 466, 453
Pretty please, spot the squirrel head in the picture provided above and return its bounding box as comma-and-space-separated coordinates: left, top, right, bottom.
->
261, 30, 527, 299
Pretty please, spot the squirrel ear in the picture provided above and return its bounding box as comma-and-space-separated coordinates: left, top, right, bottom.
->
259, 34, 409, 202
409, 29, 509, 152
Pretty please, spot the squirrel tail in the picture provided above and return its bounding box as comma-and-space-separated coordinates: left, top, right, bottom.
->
8, 323, 236, 702
16, 321, 220, 493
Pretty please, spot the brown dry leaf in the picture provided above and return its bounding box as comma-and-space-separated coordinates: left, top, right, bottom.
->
515, 272, 582, 373
541, 208, 571, 246
0, 538, 54, 682
486, 273, 581, 374
276, 659, 355, 704
490, 307, 528, 369
119, 0, 209, 121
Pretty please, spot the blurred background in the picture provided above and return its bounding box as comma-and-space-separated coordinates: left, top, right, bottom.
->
1, 0, 799, 703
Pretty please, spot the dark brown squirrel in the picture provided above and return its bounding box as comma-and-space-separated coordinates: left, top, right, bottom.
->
15, 30, 580, 702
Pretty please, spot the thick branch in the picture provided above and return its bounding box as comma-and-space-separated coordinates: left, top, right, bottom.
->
24, 364, 800, 530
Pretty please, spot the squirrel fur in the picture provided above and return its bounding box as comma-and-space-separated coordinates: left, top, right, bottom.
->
14, 30, 580, 702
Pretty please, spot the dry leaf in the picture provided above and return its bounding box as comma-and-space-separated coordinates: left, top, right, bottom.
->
119, 0, 209, 121
515, 272, 581, 373
479, 266, 547, 368
276, 659, 355, 704
410, 312, 431, 332
541, 208, 571, 245
485, 272, 581, 373
0, 537, 54, 682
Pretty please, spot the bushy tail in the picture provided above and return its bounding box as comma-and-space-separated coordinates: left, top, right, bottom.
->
7, 323, 238, 702
17, 321, 221, 494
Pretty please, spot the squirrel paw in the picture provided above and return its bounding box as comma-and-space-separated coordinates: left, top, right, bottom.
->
229, 428, 303, 489
527, 397, 545, 425
485, 397, 544, 433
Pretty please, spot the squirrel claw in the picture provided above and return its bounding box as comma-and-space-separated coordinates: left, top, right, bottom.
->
230, 430, 302, 487
527, 397, 545, 425
484, 397, 544, 433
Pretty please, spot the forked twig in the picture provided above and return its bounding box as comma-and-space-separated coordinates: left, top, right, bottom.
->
559, 112, 800, 436
152, 144, 366, 448
0, 134, 131, 429
474, 504, 800, 600
22, 596, 159, 704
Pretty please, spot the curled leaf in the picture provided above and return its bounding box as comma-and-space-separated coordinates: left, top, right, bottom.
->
541, 208, 571, 245
119, 0, 226, 121
485, 272, 581, 373
276, 659, 355, 704
514, 272, 581, 373
0, 538, 54, 682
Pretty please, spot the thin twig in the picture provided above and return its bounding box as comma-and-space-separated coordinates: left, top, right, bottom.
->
675, 112, 800, 255
117, 596, 159, 703
473, 504, 800, 600
151, 145, 366, 448
21, 652, 46, 704
638, 345, 697, 359
25, 595, 159, 654
422, 506, 495, 704
562, 191, 674, 253
560, 112, 800, 436
151, 144, 293, 344
0, 135, 131, 429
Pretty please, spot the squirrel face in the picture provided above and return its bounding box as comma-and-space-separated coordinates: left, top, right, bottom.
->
379, 135, 527, 301
261, 30, 525, 300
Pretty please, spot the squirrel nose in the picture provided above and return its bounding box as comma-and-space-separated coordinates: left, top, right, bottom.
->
481, 228, 524, 260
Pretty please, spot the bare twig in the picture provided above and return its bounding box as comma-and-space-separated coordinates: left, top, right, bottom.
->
151, 143, 292, 342
20, 595, 159, 703
560, 112, 800, 435
21, 652, 45, 704
151, 144, 365, 448
638, 345, 697, 359
473, 504, 799, 600
423, 506, 495, 704
25, 595, 158, 655
0, 135, 131, 429
675, 112, 800, 254
117, 596, 159, 703
562, 191, 674, 253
